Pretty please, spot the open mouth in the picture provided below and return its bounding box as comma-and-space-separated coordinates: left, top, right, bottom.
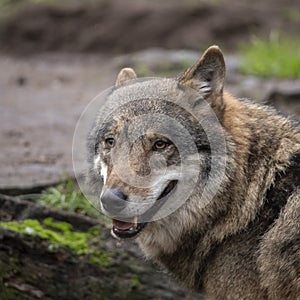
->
112, 180, 178, 239
112, 217, 146, 239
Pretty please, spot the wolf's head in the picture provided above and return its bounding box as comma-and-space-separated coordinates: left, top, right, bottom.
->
87, 46, 228, 254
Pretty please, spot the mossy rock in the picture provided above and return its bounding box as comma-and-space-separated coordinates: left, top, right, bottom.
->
0, 195, 200, 300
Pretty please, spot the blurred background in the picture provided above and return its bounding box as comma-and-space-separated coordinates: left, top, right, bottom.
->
0, 0, 299, 299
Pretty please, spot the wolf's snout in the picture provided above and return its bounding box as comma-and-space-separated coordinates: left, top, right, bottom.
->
100, 188, 128, 214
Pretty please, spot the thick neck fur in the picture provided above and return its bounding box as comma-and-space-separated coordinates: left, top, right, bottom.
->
137, 91, 300, 290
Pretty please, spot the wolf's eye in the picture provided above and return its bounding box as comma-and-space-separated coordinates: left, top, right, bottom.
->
105, 138, 115, 148
153, 140, 168, 151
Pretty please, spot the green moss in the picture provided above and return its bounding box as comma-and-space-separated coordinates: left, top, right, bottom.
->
240, 33, 300, 78
89, 250, 111, 267
0, 256, 18, 283
43, 217, 73, 232
130, 274, 141, 289
0, 218, 111, 267
0, 257, 24, 300
0, 286, 23, 300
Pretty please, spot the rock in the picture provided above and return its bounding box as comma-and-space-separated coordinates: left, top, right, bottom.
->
266, 84, 300, 119
114, 49, 242, 77
114, 48, 200, 77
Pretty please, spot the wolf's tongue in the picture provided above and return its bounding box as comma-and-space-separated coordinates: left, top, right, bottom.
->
112, 219, 134, 231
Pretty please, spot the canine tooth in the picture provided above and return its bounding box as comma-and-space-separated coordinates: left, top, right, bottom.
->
134, 216, 138, 227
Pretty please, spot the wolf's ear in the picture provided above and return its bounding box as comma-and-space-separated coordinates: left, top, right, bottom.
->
116, 68, 137, 86
179, 45, 225, 106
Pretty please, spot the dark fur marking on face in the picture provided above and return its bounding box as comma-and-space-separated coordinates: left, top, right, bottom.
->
95, 99, 211, 157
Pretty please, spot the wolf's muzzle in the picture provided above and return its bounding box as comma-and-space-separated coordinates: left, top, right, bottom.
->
100, 188, 128, 214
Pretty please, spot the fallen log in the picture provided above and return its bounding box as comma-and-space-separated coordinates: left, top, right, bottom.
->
0, 195, 199, 300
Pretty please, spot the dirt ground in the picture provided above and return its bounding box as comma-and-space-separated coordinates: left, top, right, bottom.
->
0, 0, 300, 192
0, 0, 300, 55
0, 53, 117, 192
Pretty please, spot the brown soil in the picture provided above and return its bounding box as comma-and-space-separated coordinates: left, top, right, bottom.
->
0, 53, 115, 191
0, 0, 299, 55
0, 0, 299, 191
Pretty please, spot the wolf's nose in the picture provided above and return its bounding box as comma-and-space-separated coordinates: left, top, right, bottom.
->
100, 189, 128, 214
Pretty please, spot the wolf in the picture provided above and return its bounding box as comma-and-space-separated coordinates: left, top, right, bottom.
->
87, 46, 300, 299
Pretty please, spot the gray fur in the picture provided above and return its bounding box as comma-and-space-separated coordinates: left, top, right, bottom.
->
87, 46, 300, 299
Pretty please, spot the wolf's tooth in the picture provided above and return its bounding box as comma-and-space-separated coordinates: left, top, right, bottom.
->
134, 216, 138, 227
